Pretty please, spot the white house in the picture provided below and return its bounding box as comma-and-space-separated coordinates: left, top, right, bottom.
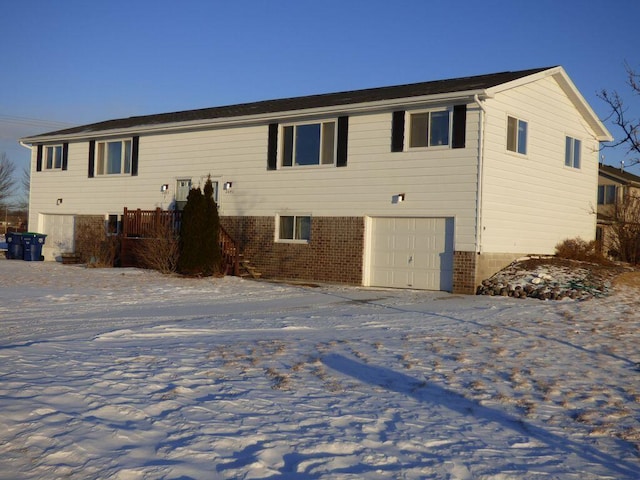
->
21, 66, 612, 293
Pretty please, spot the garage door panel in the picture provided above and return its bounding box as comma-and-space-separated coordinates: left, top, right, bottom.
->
42, 214, 75, 262
369, 217, 453, 291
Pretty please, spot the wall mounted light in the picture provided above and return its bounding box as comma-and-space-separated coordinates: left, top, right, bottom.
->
160, 184, 169, 193
392, 193, 405, 204
56, 198, 63, 205
223, 181, 233, 191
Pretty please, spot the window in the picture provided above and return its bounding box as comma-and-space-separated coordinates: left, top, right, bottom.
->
278, 215, 311, 241
409, 110, 451, 148
96, 139, 132, 175
106, 214, 120, 235
565, 137, 581, 169
598, 185, 617, 205
507, 116, 527, 155
282, 122, 336, 167
45, 145, 63, 169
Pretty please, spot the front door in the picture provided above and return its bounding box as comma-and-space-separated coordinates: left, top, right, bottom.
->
175, 179, 192, 210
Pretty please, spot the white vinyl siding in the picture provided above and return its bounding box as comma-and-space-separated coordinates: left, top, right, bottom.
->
28, 109, 481, 254
480, 75, 599, 254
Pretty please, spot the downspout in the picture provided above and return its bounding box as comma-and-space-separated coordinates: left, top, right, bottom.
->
474, 94, 487, 255
19, 140, 33, 230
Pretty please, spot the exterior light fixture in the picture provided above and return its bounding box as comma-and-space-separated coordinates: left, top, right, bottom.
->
392, 193, 405, 204
223, 181, 233, 191
56, 198, 63, 205
160, 184, 169, 193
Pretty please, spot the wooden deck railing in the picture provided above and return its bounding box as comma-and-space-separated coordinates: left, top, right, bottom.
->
122, 207, 239, 275
122, 208, 180, 238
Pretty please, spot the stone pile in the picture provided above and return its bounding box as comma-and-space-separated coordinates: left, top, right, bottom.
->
476, 258, 611, 300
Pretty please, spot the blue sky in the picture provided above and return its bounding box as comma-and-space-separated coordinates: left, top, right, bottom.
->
1, 0, 639, 197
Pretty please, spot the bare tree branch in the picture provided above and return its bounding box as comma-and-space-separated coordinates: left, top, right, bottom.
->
0, 152, 16, 206
598, 64, 640, 167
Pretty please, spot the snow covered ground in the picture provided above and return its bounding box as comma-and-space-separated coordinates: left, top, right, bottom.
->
0, 259, 638, 479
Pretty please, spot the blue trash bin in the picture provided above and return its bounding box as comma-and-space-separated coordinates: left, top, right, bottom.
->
5, 232, 24, 260
22, 233, 47, 261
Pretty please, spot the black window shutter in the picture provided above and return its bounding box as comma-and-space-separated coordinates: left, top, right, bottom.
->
336, 116, 349, 167
131, 136, 139, 176
62, 143, 69, 170
452, 104, 467, 149
267, 123, 278, 170
391, 111, 405, 152
36, 145, 43, 172
88, 140, 95, 178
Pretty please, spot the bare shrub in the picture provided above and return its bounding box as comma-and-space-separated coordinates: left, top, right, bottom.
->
555, 237, 608, 264
608, 193, 640, 263
75, 216, 119, 267
132, 220, 179, 274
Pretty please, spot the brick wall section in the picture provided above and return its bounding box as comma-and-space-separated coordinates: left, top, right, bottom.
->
452, 251, 477, 294
221, 216, 364, 284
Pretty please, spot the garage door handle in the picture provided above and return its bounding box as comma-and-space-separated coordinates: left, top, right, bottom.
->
408, 255, 413, 264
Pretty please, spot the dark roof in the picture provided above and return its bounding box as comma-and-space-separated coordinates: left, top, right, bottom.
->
27, 67, 553, 140
599, 163, 640, 185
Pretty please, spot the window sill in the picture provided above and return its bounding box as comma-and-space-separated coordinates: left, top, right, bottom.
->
276, 239, 310, 245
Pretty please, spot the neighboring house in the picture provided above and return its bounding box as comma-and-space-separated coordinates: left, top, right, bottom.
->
20, 66, 612, 293
596, 163, 640, 257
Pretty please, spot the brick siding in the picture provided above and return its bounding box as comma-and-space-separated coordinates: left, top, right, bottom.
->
452, 250, 477, 294
221, 216, 364, 284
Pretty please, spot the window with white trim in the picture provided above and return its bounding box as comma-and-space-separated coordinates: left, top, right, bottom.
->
408, 109, 451, 148
106, 214, 121, 235
565, 136, 581, 169
96, 139, 132, 175
282, 121, 336, 167
277, 215, 311, 242
45, 145, 64, 170
507, 116, 527, 155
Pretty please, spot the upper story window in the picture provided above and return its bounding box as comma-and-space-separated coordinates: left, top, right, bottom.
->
97, 139, 132, 175
409, 109, 451, 148
507, 116, 527, 155
45, 145, 63, 169
277, 214, 311, 242
36, 143, 68, 172
565, 136, 581, 169
598, 184, 617, 205
282, 121, 336, 167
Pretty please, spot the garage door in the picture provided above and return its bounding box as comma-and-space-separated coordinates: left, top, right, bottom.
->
369, 217, 454, 291
41, 214, 75, 261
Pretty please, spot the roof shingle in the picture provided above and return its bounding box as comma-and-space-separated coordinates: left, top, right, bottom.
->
26, 67, 553, 140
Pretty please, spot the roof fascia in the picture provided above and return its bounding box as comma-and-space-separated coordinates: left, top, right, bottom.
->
486, 66, 613, 142
599, 168, 640, 187
21, 89, 487, 144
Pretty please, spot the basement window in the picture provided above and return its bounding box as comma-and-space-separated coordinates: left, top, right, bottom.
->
106, 214, 121, 235
277, 215, 311, 242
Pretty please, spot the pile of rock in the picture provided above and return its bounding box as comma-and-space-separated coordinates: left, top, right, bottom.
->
476, 258, 612, 300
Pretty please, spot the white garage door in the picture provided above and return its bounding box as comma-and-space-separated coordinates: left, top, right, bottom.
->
369, 217, 454, 291
41, 214, 76, 261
